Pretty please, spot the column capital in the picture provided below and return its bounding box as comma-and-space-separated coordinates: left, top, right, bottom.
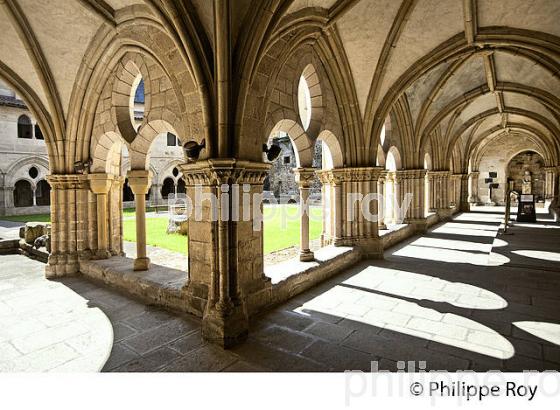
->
87, 173, 115, 194
180, 159, 270, 186
127, 170, 152, 195
293, 167, 316, 188
395, 169, 427, 181
48, 174, 88, 190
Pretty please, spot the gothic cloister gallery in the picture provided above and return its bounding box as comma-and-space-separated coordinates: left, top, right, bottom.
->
1, 0, 560, 378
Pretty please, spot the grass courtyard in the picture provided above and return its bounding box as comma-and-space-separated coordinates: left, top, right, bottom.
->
1, 205, 323, 256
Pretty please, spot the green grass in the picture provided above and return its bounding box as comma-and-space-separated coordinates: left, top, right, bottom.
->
0, 213, 51, 223
1, 205, 323, 256
263, 205, 322, 254
123, 216, 188, 255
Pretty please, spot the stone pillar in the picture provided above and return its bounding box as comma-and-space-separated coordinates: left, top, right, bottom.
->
180, 159, 271, 348
428, 170, 453, 220
318, 168, 384, 258
88, 173, 114, 259
127, 170, 152, 271
32, 187, 37, 206
544, 167, 558, 201
294, 168, 315, 262
46, 174, 89, 278
395, 169, 428, 232
468, 171, 480, 204
377, 171, 388, 230
455, 173, 470, 212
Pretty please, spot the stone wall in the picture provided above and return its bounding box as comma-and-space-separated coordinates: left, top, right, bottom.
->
265, 134, 322, 202
507, 151, 545, 200
476, 133, 546, 205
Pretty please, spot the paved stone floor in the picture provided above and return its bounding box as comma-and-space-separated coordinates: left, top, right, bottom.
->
1, 208, 560, 372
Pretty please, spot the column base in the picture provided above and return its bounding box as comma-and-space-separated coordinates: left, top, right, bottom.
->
299, 250, 315, 262
134, 257, 150, 271
406, 218, 428, 233
378, 223, 388, 230
353, 237, 384, 259
435, 208, 454, 221
45, 253, 79, 278
202, 303, 249, 348
92, 249, 112, 260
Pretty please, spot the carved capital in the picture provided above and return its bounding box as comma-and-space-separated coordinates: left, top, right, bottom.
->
87, 173, 115, 195
47, 174, 88, 190
180, 159, 271, 187
294, 167, 316, 188
127, 170, 152, 195
395, 169, 427, 181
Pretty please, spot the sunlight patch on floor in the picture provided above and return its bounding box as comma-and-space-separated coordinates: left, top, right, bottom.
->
294, 284, 514, 359
514, 322, 560, 346
512, 250, 560, 263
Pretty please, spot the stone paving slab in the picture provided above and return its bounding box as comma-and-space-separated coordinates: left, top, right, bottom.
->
1, 209, 560, 372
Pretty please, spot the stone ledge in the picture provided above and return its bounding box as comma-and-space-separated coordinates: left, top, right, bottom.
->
252, 246, 361, 314
79, 257, 194, 315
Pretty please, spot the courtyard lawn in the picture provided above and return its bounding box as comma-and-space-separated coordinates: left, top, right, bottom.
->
0, 213, 51, 223
122, 216, 188, 255
1, 205, 323, 256
262, 205, 323, 254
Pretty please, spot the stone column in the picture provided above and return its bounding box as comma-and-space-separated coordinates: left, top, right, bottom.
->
456, 173, 470, 212
377, 171, 388, 230
544, 167, 558, 201
180, 159, 271, 347
428, 170, 452, 220
321, 167, 384, 258
32, 187, 37, 206
46, 174, 89, 278
127, 170, 152, 271
88, 173, 114, 259
395, 169, 428, 232
468, 171, 480, 204
294, 168, 315, 262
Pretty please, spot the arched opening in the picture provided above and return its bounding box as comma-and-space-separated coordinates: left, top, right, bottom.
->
131, 77, 145, 131
123, 179, 134, 202
507, 151, 545, 202
34, 124, 44, 140
161, 177, 175, 199
263, 124, 323, 268
384, 148, 400, 226
298, 74, 312, 131
17, 115, 32, 139
176, 178, 185, 195
35, 180, 51, 206
14, 180, 33, 207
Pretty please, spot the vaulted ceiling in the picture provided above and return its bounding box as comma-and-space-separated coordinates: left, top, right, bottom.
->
0, 0, 558, 171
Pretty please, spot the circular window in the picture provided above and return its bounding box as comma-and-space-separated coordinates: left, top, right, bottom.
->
28, 166, 39, 179
298, 75, 312, 131
172, 167, 179, 177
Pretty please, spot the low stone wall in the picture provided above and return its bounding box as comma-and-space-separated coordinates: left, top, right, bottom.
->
0, 239, 19, 255
252, 246, 361, 315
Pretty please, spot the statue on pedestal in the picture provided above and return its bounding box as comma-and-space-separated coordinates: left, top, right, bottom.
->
521, 170, 532, 194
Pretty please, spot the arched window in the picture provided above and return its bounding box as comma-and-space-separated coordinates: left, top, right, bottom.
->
14, 180, 33, 207
35, 124, 44, 140
176, 178, 186, 195
28, 166, 39, 179
17, 115, 32, 139
123, 179, 134, 202
161, 177, 175, 199
36, 180, 51, 206
167, 133, 178, 146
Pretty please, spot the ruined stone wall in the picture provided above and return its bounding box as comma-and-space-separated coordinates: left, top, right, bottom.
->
266, 134, 322, 201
